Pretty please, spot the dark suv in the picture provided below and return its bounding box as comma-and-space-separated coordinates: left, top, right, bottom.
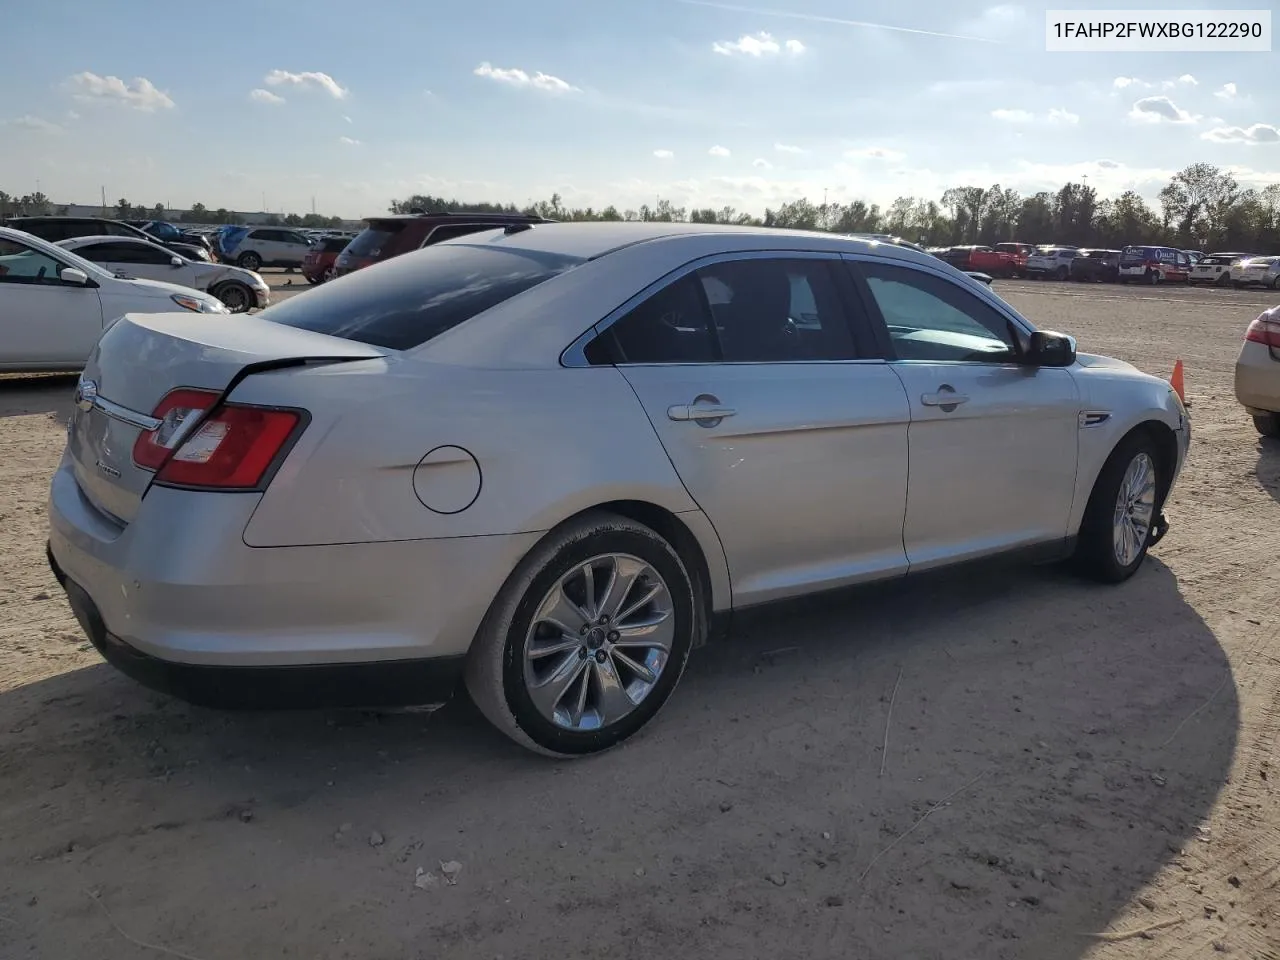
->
332, 211, 555, 278
3, 216, 211, 261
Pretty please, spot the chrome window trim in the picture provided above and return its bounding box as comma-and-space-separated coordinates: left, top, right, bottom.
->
560, 248, 881, 368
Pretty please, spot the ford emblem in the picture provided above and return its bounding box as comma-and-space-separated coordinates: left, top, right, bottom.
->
74, 377, 98, 412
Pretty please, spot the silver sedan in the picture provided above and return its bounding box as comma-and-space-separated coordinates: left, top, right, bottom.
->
46, 223, 1191, 756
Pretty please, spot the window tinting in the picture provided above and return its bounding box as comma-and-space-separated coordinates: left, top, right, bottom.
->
855, 261, 1017, 364
321, 237, 350, 253
696, 258, 858, 362
345, 223, 406, 258
426, 223, 505, 246
260, 244, 580, 351
599, 273, 718, 364
0, 239, 69, 285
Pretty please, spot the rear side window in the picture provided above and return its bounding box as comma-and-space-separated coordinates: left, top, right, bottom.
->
345, 222, 407, 258
321, 237, 349, 253
260, 244, 581, 350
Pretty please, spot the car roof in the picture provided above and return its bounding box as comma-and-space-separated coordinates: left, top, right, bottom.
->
58, 234, 161, 247
365, 211, 553, 225
429, 220, 942, 266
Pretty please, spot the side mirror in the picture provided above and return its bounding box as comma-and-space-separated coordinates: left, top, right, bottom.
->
59, 267, 90, 286
170, 255, 183, 267
1023, 330, 1076, 368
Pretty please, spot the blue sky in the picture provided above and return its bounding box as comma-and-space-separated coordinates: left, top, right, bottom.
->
1, 0, 1276, 218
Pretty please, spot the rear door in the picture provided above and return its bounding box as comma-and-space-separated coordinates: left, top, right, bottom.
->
590, 251, 912, 606
846, 256, 1080, 571
0, 235, 105, 365
73, 239, 182, 285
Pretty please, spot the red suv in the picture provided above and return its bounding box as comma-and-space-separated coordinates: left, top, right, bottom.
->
332, 211, 555, 278
302, 235, 354, 284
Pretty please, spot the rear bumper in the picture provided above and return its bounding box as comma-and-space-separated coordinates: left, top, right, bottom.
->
48, 544, 464, 708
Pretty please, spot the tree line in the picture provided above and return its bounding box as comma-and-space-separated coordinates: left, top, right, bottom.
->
390, 163, 1280, 254
0, 192, 345, 229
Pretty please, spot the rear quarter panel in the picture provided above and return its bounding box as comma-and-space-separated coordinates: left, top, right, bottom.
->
235, 359, 705, 547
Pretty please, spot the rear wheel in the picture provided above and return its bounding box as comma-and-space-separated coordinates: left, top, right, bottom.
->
237, 251, 262, 271
466, 512, 697, 757
1146, 269, 1159, 285
1254, 413, 1280, 438
211, 281, 254, 313
1073, 432, 1162, 583
1215, 272, 1230, 286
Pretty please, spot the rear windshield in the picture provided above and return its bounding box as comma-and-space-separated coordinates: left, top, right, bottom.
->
260, 243, 582, 350
344, 222, 407, 258
321, 237, 350, 253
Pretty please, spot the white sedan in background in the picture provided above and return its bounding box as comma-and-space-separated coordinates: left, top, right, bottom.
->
1230, 256, 1280, 290
0, 226, 228, 372
57, 235, 271, 313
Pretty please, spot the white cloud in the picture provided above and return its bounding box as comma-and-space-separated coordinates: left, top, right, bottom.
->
473, 62, 580, 94
342, 115, 352, 123
712, 31, 805, 56
1113, 77, 1145, 90
4, 115, 63, 134
1214, 83, 1238, 100
653, 149, 675, 159
774, 143, 807, 154
958, 4, 1028, 40
844, 146, 905, 161
65, 72, 175, 111
249, 88, 285, 105
990, 107, 1078, 124
709, 145, 732, 157
753, 158, 772, 169
339, 136, 361, 146
1177, 74, 1198, 86
264, 69, 349, 99
66, 110, 80, 121
1129, 96, 1197, 124
1201, 123, 1280, 145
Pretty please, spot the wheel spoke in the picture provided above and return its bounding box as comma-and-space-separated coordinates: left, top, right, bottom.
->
581, 561, 598, 620
613, 611, 675, 653
534, 584, 589, 638
610, 648, 658, 685
615, 581, 663, 626
527, 636, 583, 660
596, 557, 647, 622
527, 653, 588, 720
592, 656, 637, 726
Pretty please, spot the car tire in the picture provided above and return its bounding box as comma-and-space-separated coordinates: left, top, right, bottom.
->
237, 251, 262, 271
305, 274, 321, 285
1253, 413, 1280, 438
1056, 266, 1069, 281
211, 281, 254, 313
1271, 276, 1280, 290
466, 511, 697, 757
1146, 269, 1159, 285
1073, 431, 1163, 584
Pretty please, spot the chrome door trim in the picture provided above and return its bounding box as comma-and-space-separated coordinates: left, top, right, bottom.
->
561, 248, 871, 369
74, 378, 162, 431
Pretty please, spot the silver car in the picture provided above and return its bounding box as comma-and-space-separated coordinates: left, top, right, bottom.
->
46, 223, 1190, 756
1235, 304, 1280, 437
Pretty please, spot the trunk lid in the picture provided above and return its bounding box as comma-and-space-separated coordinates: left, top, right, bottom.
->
67, 311, 384, 525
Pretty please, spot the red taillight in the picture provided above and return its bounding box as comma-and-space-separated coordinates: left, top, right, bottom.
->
1245, 315, 1280, 348
132, 387, 303, 490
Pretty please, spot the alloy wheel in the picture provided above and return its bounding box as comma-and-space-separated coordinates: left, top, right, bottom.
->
521, 554, 674, 732
1112, 453, 1156, 567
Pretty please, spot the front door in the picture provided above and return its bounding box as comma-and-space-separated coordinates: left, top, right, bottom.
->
848, 257, 1081, 571
0, 236, 105, 365
590, 253, 912, 607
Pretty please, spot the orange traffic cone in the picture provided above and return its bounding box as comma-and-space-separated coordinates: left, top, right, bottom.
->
1170, 358, 1188, 407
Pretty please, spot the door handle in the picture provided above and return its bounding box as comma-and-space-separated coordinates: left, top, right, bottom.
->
920, 387, 970, 407
667, 398, 737, 422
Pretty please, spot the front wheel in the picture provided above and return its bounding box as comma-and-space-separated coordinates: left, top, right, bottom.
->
1254, 413, 1280, 438
237, 251, 262, 271
211, 281, 254, 313
1073, 433, 1162, 583
1146, 269, 1159, 285
466, 512, 697, 757
1056, 266, 1069, 281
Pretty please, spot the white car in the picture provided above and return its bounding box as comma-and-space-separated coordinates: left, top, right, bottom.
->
57, 235, 270, 313
216, 226, 314, 271
1189, 252, 1253, 286
0, 226, 228, 372
1025, 247, 1078, 280
1230, 256, 1280, 290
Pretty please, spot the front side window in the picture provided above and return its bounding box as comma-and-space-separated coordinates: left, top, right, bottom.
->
0, 238, 72, 285
854, 261, 1017, 364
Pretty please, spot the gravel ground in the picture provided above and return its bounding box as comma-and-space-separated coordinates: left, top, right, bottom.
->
1, 279, 1277, 960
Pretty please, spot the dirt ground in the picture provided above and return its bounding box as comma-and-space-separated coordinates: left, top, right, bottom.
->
1, 279, 1277, 960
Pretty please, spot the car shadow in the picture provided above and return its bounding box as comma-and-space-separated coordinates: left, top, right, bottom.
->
0, 373, 76, 422
1256, 433, 1280, 504
0, 559, 1236, 960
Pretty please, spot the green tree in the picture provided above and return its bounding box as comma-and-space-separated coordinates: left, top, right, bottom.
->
114, 198, 131, 219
